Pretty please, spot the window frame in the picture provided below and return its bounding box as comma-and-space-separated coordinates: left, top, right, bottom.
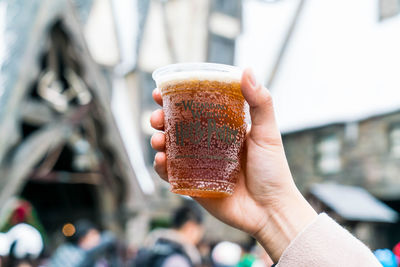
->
207, 33, 236, 65
388, 122, 400, 158
314, 132, 343, 175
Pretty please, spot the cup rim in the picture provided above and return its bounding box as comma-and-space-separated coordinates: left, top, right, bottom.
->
152, 62, 242, 83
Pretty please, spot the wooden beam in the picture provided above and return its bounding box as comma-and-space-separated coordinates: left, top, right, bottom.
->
266, 0, 307, 89
20, 100, 55, 125
29, 170, 103, 184
0, 123, 70, 208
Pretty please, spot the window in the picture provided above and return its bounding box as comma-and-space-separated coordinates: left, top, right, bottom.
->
315, 134, 341, 175
389, 124, 400, 158
212, 0, 241, 18
208, 0, 241, 64
379, 0, 400, 20
208, 33, 235, 65
344, 122, 358, 145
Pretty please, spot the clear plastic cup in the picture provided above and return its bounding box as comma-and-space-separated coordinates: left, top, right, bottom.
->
152, 63, 247, 198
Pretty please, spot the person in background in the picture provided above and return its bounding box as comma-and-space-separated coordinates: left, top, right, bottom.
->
134, 203, 204, 267
0, 199, 46, 243
393, 242, 400, 264
150, 69, 382, 266
197, 241, 212, 267
237, 238, 257, 267
210, 241, 241, 267
0, 223, 43, 267
252, 244, 274, 267
50, 219, 118, 267
4, 258, 34, 267
374, 249, 398, 267
237, 238, 271, 267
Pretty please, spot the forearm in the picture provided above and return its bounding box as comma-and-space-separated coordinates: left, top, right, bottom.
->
254, 188, 317, 262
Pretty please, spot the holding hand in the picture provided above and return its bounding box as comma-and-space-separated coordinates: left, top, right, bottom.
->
150, 69, 317, 262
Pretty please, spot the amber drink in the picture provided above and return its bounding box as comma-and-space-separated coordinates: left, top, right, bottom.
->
152, 63, 247, 198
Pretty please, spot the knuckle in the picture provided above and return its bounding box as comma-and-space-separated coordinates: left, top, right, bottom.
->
262, 88, 273, 106
151, 109, 161, 117
150, 135, 156, 148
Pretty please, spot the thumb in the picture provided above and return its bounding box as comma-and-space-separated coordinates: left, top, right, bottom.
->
241, 68, 282, 146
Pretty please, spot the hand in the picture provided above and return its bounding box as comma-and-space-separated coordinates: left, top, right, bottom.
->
150, 69, 317, 262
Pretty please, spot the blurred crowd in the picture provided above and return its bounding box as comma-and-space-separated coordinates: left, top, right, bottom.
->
2, 198, 400, 267
374, 243, 400, 267
0, 199, 273, 267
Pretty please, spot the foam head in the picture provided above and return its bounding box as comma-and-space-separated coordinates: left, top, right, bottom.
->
153, 63, 242, 89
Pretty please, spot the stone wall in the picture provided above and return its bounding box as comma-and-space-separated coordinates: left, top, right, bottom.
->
282, 111, 400, 200
282, 124, 344, 192
283, 112, 400, 249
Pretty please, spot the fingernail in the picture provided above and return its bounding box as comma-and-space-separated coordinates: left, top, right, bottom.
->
248, 69, 257, 87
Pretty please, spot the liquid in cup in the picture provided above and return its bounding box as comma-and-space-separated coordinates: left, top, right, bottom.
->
153, 63, 247, 198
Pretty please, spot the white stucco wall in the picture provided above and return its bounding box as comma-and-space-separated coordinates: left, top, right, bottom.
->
237, 0, 400, 133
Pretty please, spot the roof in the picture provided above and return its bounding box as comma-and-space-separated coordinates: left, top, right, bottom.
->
237, 0, 400, 133
281, 107, 400, 136
310, 183, 398, 223
0, 0, 149, 210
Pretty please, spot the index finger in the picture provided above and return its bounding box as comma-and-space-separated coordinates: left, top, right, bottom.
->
152, 88, 163, 107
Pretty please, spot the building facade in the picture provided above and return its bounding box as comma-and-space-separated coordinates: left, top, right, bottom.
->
282, 110, 400, 248
283, 111, 400, 198
0, 0, 148, 251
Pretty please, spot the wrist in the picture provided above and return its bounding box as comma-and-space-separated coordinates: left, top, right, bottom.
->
254, 188, 318, 263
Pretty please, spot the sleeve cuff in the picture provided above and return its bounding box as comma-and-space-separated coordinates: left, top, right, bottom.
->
275, 213, 381, 267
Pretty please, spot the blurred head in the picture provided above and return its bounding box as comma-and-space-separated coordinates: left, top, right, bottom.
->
239, 236, 256, 254
374, 249, 398, 267
393, 242, 400, 262
172, 204, 204, 245
10, 201, 32, 225
68, 219, 100, 250
12, 259, 34, 267
0, 233, 10, 257
211, 241, 242, 267
7, 224, 43, 260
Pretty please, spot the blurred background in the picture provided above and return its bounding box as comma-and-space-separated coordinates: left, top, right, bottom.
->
1, 0, 400, 266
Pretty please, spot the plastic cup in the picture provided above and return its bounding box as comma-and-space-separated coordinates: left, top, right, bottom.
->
152, 63, 247, 198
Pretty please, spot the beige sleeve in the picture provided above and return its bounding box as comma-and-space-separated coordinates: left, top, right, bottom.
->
276, 213, 382, 267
